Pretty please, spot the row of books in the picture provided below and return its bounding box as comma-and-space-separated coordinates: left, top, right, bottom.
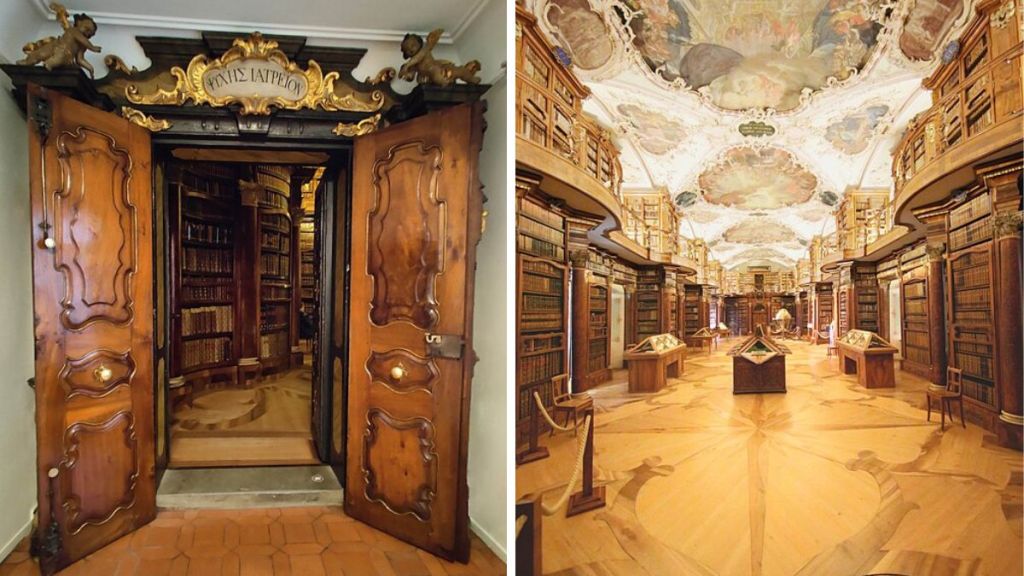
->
519, 350, 563, 385
949, 218, 992, 251
262, 284, 290, 301
177, 171, 234, 199
522, 273, 562, 294
955, 350, 994, 381
301, 263, 315, 278
521, 315, 563, 332
183, 247, 233, 275
518, 216, 565, 246
261, 253, 290, 278
962, 378, 996, 407
519, 198, 564, 230
182, 305, 233, 336
261, 231, 290, 252
518, 235, 564, 260
181, 282, 232, 303
260, 331, 289, 359
183, 221, 233, 245
522, 259, 562, 278
949, 193, 991, 229
903, 281, 926, 299
523, 293, 562, 311
181, 336, 232, 370
521, 333, 563, 354
952, 265, 990, 290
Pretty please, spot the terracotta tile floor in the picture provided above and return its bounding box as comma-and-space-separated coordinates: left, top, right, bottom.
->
0, 507, 505, 575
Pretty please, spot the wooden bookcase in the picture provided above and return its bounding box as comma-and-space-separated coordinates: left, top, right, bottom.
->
635, 268, 663, 341
683, 284, 702, 336
587, 282, 611, 385
170, 163, 240, 380
946, 190, 998, 412
516, 195, 568, 446
299, 215, 316, 316
815, 282, 834, 340
853, 263, 880, 333
899, 243, 931, 377
665, 270, 678, 336
725, 296, 751, 335
256, 166, 294, 374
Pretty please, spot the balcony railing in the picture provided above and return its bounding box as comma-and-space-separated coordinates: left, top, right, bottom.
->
893, 2, 1022, 204
516, 7, 622, 202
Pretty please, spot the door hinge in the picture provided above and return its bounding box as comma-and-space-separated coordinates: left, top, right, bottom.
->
31, 96, 52, 142
425, 333, 464, 359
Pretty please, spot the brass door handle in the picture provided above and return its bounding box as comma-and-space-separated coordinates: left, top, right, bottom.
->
94, 365, 113, 383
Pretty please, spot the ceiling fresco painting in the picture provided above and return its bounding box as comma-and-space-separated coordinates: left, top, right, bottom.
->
699, 147, 818, 210
825, 103, 890, 153
617, 103, 687, 154
722, 218, 799, 244
544, 0, 616, 69
899, 0, 964, 60
622, 0, 887, 111
527, 0, 977, 270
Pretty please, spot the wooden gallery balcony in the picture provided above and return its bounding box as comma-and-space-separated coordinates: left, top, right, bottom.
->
514, 6, 694, 270
893, 0, 1023, 223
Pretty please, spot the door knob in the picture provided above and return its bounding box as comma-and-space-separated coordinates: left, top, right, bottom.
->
390, 364, 407, 381
94, 365, 113, 383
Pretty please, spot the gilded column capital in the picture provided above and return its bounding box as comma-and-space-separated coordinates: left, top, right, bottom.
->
925, 243, 946, 262
993, 211, 1023, 239
569, 249, 589, 268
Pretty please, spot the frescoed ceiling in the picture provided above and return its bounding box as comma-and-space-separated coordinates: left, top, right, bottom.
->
526, 0, 973, 269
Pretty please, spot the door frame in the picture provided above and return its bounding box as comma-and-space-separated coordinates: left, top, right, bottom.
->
151, 137, 354, 476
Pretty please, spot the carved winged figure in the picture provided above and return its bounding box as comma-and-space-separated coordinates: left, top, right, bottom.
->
398, 29, 481, 86
18, 3, 102, 78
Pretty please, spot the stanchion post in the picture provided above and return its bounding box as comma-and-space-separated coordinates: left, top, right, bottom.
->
516, 398, 550, 465
566, 406, 606, 517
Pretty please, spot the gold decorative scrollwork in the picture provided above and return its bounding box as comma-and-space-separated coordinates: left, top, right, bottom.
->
126, 32, 386, 116
991, 1, 1016, 29
120, 106, 171, 132
332, 113, 381, 137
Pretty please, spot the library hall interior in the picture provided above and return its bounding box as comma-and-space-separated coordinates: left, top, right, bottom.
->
0, 0, 507, 574
514, 0, 1023, 574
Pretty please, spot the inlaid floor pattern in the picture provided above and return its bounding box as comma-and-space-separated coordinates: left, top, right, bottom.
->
516, 339, 1023, 576
0, 507, 505, 575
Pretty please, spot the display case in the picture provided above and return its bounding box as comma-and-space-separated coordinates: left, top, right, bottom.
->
838, 329, 899, 389
727, 325, 791, 394
624, 333, 686, 393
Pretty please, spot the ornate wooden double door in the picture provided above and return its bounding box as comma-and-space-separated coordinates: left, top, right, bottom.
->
26, 85, 484, 573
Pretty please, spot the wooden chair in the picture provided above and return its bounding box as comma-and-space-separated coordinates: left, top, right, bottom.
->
550, 374, 592, 437
927, 367, 965, 431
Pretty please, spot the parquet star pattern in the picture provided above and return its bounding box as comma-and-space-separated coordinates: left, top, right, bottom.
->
516, 339, 1023, 576
0, 507, 505, 575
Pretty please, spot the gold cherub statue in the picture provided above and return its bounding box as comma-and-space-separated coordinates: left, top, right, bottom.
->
399, 29, 481, 86
18, 3, 102, 78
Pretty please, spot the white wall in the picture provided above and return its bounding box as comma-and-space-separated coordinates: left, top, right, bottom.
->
0, 1, 45, 558
455, 0, 507, 562
0, 0, 46, 557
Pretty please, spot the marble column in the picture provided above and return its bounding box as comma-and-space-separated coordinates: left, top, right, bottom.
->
994, 211, 1023, 450
925, 243, 947, 388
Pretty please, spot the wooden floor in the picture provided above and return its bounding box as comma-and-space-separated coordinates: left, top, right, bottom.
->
0, 507, 505, 575
170, 367, 318, 467
517, 339, 1023, 576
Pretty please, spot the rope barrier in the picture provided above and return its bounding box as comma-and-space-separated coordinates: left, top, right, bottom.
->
540, 413, 591, 516
532, 391, 576, 432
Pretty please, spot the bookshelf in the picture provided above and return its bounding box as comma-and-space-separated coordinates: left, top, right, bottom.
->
256, 165, 294, 374
171, 163, 239, 376
724, 296, 750, 335
900, 243, 931, 377
665, 270, 678, 337
516, 195, 568, 446
586, 282, 611, 386
683, 285, 702, 336
299, 216, 316, 316
635, 268, 663, 342
946, 190, 997, 411
853, 264, 879, 333
815, 282, 834, 340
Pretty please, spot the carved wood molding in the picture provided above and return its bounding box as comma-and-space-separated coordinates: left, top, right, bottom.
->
361, 409, 437, 522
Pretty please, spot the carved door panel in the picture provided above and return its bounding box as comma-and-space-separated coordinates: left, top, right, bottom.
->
26, 85, 155, 573
345, 102, 483, 562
